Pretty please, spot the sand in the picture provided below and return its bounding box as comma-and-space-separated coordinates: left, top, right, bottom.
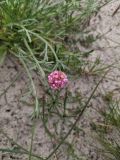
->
0, 0, 120, 159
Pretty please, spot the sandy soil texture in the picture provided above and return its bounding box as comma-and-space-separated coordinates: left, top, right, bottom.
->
0, 0, 120, 160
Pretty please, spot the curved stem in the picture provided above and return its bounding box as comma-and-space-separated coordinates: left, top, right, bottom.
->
46, 71, 107, 160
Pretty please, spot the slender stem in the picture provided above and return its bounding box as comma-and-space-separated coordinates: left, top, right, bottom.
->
0, 129, 44, 160
19, 56, 39, 118
23, 38, 45, 78
63, 88, 68, 116
0, 129, 28, 153
42, 95, 57, 139
49, 90, 60, 112
29, 120, 36, 160
46, 71, 107, 160
0, 71, 22, 98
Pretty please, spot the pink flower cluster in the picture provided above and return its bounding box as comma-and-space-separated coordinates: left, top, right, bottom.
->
48, 71, 68, 90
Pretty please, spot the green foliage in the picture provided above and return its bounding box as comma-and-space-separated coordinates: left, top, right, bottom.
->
0, 46, 7, 64
0, 0, 103, 119
0, 1, 111, 160
0, 0, 100, 75
93, 100, 120, 160
0, 72, 106, 160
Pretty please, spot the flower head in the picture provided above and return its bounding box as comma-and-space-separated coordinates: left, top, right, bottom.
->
48, 71, 68, 90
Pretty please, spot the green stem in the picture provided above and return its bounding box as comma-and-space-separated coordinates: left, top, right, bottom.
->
0, 71, 22, 98
42, 95, 57, 139
63, 88, 68, 116
19, 56, 39, 118
46, 71, 107, 160
0, 129, 44, 160
29, 120, 36, 160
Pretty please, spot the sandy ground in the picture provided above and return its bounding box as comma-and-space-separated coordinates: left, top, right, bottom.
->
0, 0, 120, 160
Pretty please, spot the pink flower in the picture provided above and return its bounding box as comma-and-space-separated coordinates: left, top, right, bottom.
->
48, 71, 68, 90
